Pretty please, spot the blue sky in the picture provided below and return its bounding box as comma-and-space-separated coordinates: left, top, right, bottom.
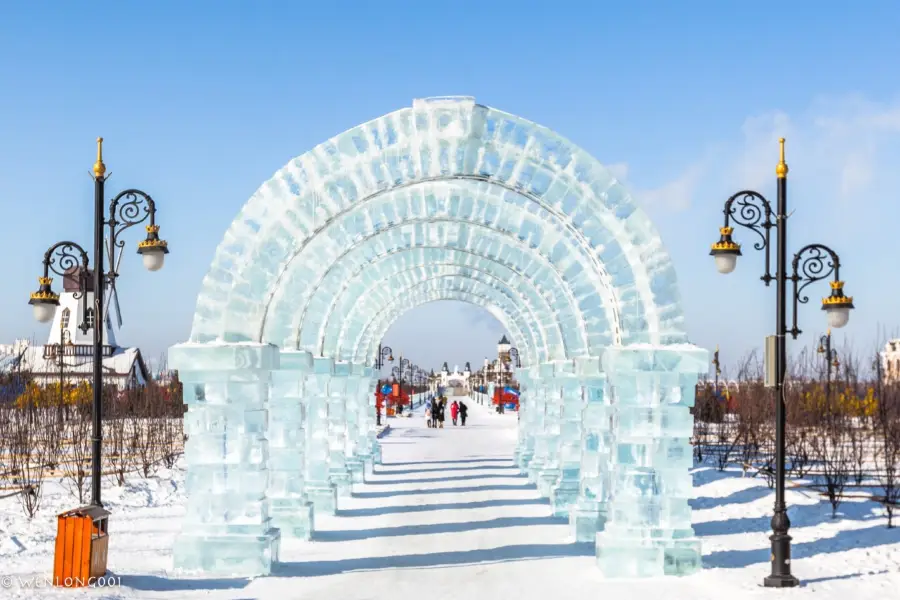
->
2, 1, 899, 376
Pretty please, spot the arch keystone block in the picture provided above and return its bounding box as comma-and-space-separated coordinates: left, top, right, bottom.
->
168, 342, 280, 576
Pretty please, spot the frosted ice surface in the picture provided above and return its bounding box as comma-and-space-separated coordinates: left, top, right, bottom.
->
174, 97, 699, 578
191, 98, 686, 359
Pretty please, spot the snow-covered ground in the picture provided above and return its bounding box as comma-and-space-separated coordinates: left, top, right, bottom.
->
1, 398, 899, 600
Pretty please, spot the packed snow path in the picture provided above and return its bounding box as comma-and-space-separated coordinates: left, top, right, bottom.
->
2, 397, 899, 599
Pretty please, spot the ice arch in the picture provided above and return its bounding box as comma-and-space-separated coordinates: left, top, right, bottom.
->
190, 96, 688, 349
172, 96, 707, 580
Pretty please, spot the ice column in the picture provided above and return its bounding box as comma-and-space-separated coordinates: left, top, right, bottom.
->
364, 376, 382, 466
342, 364, 367, 484
596, 345, 708, 577
267, 350, 314, 540
524, 368, 548, 481
569, 359, 612, 541
169, 343, 281, 576
536, 363, 564, 497
328, 362, 353, 497
550, 366, 585, 517
513, 368, 535, 469
303, 358, 338, 514
349, 365, 375, 476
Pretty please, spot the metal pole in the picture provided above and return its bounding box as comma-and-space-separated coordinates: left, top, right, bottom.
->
765, 147, 797, 587
825, 334, 832, 401
90, 149, 106, 508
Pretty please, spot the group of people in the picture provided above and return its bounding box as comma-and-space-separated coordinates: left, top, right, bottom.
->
425, 396, 468, 428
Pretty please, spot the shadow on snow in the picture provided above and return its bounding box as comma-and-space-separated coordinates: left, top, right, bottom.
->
353, 483, 534, 499
337, 496, 549, 518
313, 515, 565, 542
272, 542, 595, 577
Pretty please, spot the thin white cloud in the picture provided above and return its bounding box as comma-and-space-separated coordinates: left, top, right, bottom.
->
729, 94, 900, 204
635, 161, 707, 212
608, 158, 710, 213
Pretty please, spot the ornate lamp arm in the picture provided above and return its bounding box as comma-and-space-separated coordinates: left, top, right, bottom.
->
30, 241, 92, 332
789, 243, 852, 338
106, 189, 167, 280
721, 190, 777, 284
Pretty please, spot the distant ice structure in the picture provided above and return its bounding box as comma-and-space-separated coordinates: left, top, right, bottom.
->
172, 96, 706, 578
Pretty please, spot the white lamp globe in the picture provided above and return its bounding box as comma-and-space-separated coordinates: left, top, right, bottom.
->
714, 253, 738, 274
33, 302, 56, 324
826, 306, 851, 329
142, 249, 165, 272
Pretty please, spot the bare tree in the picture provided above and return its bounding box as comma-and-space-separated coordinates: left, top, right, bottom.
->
9, 399, 47, 519
105, 390, 134, 486
874, 354, 900, 527
811, 403, 851, 518
62, 402, 92, 504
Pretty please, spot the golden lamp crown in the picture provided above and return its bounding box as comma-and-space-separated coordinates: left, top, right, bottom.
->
830, 280, 844, 290
38, 276, 53, 286
719, 227, 733, 236
146, 224, 160, 234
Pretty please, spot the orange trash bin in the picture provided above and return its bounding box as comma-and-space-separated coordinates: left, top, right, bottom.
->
53, 506, 110, 587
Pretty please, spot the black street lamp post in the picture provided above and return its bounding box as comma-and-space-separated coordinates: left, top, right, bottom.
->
508, 347, 521, 368
709, 138, 854, 587
712, 345, 721, 397
374, 344, 393, 370
28, 139, 169, 508
817, 330, 840, 400
392, 356, 411, 398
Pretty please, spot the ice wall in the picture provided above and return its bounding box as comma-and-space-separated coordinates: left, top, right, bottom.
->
169, 343, 281, 576
596, 345, 708, 577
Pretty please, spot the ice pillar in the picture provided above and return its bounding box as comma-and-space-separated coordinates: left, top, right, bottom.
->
513, 368, 536, 469
524, 367, 548, 481
304, 358, 338, 514
596, 345, 708, 577
267, 350, 314, 540
342, 364, 368, 484
570, 357, 612, 541
169, 342, 281, 576
535, 363, 565, 497
328, 362, 353, 497
550, 366, 585, 517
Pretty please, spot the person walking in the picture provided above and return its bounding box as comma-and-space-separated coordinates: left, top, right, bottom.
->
450, 399, 459, 426
459, 400, 468, 426
437, 398, 446, 429
424, 398, 433, 428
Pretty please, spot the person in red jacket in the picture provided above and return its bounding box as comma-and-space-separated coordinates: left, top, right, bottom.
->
450, 399, 460, 426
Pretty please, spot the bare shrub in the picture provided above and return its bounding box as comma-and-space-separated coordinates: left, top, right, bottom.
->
9, 399, 47, 519
62, 402, 92, 504
874, 354, 900, 527
811, 402, 851, 518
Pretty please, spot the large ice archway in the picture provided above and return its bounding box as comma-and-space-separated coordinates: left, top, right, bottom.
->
170, 96, 708, 580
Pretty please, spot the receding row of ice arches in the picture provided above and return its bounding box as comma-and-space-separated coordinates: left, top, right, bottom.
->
170, 97, 707, 579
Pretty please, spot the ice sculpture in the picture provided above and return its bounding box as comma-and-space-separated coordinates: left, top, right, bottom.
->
168, 343, 280, 576
173, 96, 699, 577
596, 345, 708, 577
327, 362, 353, 497
268, 350, 314, 539
569, 371, 613, 542
550, 364, 587, 516
304, 358, 338, 514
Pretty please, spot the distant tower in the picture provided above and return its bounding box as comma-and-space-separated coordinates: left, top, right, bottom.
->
497, 335, 511, 365
47, 267, 117, 350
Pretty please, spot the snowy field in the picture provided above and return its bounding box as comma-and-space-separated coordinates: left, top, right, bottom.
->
1, 398, 899, 600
